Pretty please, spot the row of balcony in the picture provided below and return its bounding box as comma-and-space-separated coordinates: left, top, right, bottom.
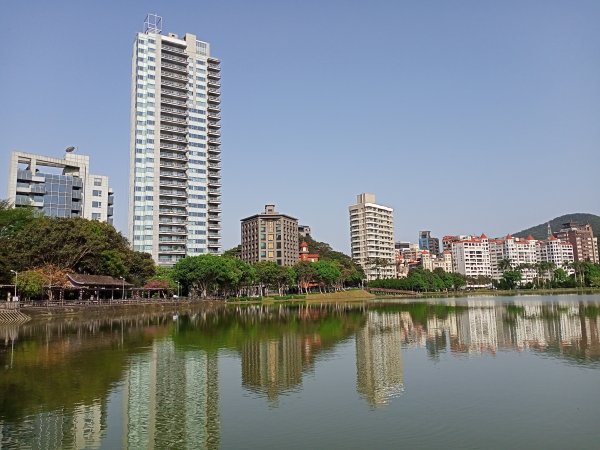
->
161, 53, 187, 64
160, 124, 187, 134
161, 44, 186, 55
161, 106, 187, 117
161, 97, 187, 107
160, 189, 186, 197
161, 79, 188, 90
161, 62, 187, 75
159, 161, 187, 169
162, 88, 188, 99
160, 151, 187, 160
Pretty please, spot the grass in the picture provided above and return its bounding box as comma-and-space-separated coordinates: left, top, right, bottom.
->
305, 289, 375, 302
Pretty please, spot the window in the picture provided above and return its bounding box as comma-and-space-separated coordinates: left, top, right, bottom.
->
94, 178, 102, 186
92, 201, 102, 208
93, 190, 102, 197
92, 213, 101, 220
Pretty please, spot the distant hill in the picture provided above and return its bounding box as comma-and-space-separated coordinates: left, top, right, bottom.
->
514, 213, 600, 240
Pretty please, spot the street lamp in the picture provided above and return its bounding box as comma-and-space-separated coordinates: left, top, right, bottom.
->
119, 276, 125, 300
10, 270, 17, 300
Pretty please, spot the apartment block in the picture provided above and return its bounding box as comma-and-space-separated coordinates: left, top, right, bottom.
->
537, 236, 574, 270
449, 234, 492, 279
241, 205, 299, 266
421, 250, 453, 273
129, 14, 222, 266
7, 150, 113, 223
349, 193, 396, 280
554, 223, 599, 263
489, 235, 537, 283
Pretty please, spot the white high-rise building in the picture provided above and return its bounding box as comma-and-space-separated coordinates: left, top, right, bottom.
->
349, 193, 396, 280
489, 235, 538, 283
129, 14, 222, 265
450, 234, 492, 279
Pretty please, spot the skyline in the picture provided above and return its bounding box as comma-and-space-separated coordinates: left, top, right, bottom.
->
2, 1, 599, 253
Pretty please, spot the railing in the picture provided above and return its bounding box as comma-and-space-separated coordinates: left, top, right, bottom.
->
160, 142, 186, 150
162, 44, 186, 54
160, 171, 188, 178
161, 70, 188, 80
161, 79, 188, 89
161, 133, 187, 142
208, 163, 221, 169
160, 151, 187, 160
208, 139, 221, 145
207, 147, 220, 152
162, 62, 188, 73
159, 161, 187, 169
208, 88, 220, 95
159, 208, 188, 215
162, 89, 188, 99
207, 112, 221, 119
160, 189, 187, 196
207, 96, 220, 103
158, 217, 186, 224
208, 63, 220, 70
160, 124, 187, 133
161, 98, 187, 107
161, 53, 188, 63
208, 189, 220, 194
161, 116, 187, 124
161, 107, 187, 116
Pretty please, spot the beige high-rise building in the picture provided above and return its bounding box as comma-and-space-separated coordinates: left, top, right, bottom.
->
240, 204, 299, 266
129, 14, 222, 266
349, 193, 396, 280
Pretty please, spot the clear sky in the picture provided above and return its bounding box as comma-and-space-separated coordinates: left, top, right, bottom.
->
1, 1, 599, 253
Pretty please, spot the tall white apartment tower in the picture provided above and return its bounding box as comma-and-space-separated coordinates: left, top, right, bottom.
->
349, 193, 396, 281
129, 14, 222, 265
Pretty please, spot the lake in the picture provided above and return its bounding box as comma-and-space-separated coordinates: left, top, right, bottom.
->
0, 294, 599, 449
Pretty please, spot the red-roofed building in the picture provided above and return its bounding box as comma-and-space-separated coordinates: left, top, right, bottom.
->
299, 241, 319, 263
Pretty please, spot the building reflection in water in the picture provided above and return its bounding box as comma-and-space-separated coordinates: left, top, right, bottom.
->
241, 334, 303, 404
123, 338, 220, 450
355, 311, 404, 407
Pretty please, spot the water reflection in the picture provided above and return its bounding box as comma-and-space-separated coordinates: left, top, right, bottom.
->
0, 298, 598, 448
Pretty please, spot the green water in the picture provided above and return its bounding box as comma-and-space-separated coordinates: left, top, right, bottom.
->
0, 295, 599, 449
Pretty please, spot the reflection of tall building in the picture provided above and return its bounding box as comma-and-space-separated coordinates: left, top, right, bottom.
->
356, 311, 404, 407
241, 334, 303, 402
123, 338, 219, 449
0, 403, 105, 449
453, 301, 498, 353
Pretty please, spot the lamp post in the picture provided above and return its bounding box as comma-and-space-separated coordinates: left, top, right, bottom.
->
119, 276, 125, 300
10, 270, 17, 300
176, 281, 180, 298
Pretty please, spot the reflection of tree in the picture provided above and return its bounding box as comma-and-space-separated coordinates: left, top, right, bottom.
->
356, 311, 404, 407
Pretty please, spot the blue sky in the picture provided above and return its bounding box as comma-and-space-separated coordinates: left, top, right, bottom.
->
1, 1, 599, 252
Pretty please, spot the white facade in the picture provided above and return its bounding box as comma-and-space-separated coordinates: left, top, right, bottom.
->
129, 15, 222, 266
450, 234, 492, 279
536, 236, 574, 271
349, 193, 396, 280
7, 150, 113, 223
489, 235, 538, 283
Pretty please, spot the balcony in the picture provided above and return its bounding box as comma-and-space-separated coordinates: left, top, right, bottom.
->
207, 112, 221, 120
159, 161, 187, 170
159, 216, 186, 224
207, 96, 220, 104
208, 63, 220, 70
159, 237, 187, 243
207, 70, 221, 80
159, 227, 187, 234
161, 133, 187, 143
208, 207, 222, 213
159, 247, 186, 254
160, 106, 187, 117
208, 79, 220, 88
160, 151, 187, 160
160, 124, 187, 134
208, 223, 221, 231
207, 146, 220, 154
161, 79, 188, 90
207, 121, 221, 128
161, 115, 187, 125
160, 171, 188, 179
161, 53, 188, 64
159, 179, 187, 188
161, 69, 188, 81
207, 102, 220, 112
207, 172, 220, 180
161, 62, 188, 74
159, 208, 188, 216
207, 188, 220, 194
208, 180, 221, 188
161, 98, 187, 107
207, 155, 220, 163
161, 44, 186, 55
208, 197, 221, 204
207, 128, 220, 136
162, 88, 188, 99
159, 142, 186, 152
208, 138, 221, 145
208, 163, 221, 170
207, 88, 220, 96
159, 189, 187, 197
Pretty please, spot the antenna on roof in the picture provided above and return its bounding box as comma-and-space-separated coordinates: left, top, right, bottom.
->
144, 13, 162, 34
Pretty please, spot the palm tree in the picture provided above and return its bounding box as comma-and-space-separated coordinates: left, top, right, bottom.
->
497, 258, 513, 273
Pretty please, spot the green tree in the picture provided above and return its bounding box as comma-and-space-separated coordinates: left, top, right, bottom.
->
15, 270, 45, 300
313, 260, 342, 292
499, 270, 522, 290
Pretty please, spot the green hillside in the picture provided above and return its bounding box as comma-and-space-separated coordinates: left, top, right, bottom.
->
514, 213, 600, 240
